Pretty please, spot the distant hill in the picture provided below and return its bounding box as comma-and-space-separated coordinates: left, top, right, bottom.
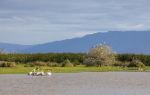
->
19, 31, 150, 54
0, 42, 31, 53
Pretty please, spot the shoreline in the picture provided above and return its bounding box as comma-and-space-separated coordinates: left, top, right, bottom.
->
0, 70, 150, 74
1, 65, 150, 74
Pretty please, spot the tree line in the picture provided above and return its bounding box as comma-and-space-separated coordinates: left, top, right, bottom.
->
0, 53, 85, 63
0, 46, 150, 66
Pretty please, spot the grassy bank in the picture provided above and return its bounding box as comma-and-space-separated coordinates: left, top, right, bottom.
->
0, 64, 150, 74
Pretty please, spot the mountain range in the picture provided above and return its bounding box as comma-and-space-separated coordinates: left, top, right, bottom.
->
0, 42, 31, 53
0, 31, 150, 54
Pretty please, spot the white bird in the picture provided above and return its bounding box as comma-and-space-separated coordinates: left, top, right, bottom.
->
46, 72, 52, 76
28, 70, 52, 76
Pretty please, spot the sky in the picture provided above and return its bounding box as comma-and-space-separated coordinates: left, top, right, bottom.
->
0, 0, 150, 45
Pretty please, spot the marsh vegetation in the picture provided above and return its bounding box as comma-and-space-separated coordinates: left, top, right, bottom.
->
0, 44, 150, 74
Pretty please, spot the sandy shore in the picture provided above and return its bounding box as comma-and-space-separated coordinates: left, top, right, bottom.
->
0, 72, 150, 95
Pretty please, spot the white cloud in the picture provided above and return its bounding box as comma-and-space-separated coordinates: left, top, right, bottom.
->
116, 23, 149, 31
0, 0, 150, 44
73, 31, 97, 37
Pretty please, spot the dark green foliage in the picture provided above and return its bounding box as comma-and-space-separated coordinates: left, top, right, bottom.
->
117, 54, 150, 66
32, 61, 47, 66
0, 53, 85, 64
0, 53, 150, 67
72, 60, 80, 66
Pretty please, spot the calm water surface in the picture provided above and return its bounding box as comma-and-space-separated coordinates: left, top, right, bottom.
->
0, 72, 150, 95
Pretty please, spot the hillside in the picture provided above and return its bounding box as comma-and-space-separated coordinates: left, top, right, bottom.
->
19, 31, 150, 54
0, 42, 31, 53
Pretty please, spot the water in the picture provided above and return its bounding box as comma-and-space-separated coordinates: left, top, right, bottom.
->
0, 72, 150, 95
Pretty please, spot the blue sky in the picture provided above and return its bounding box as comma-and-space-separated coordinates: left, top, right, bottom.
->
0, 0, 150, 45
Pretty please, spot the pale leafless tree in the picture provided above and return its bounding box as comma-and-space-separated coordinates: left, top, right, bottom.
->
84, 44, 116, 66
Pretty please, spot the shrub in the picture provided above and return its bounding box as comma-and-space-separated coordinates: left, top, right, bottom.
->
47, 62, 60, 67
113, 61, 129, 67
83, 58, 97, 66
72, 60, 81, 66
128, 59, 145, 68
62, 59, 74, 67
116, 54, 150, 66
0, 61, 16, 67
32, 61, 47, 66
